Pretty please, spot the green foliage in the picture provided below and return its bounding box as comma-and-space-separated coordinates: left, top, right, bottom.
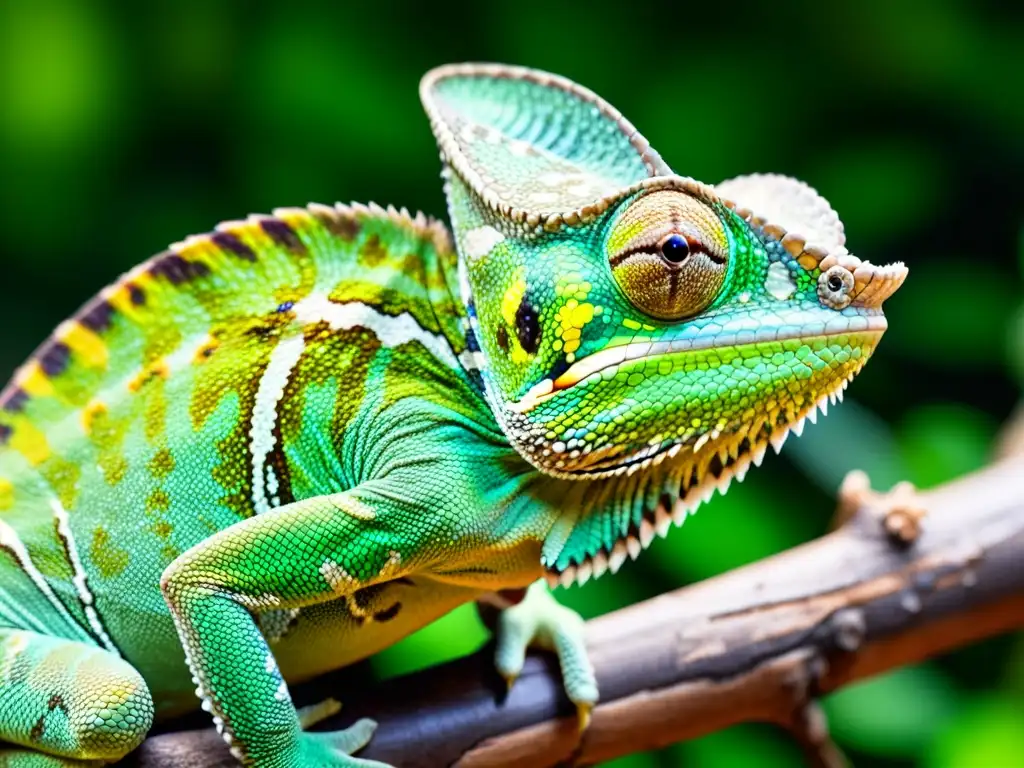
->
1, 1, 1021, 766
925, 696, 1024, 768
824, 666, 959, 758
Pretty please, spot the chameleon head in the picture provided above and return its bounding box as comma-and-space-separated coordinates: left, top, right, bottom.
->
422, 64, 907, 490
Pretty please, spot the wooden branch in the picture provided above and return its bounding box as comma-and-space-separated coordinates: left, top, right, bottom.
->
124, 455, 1024, 767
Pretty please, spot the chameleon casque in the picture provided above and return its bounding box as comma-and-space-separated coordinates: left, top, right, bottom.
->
0, 64, 907, 767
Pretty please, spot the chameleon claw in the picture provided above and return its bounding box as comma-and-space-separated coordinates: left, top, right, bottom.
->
501, 671, 519, 694
297, 697, 343, 729
577, 702, 593, 732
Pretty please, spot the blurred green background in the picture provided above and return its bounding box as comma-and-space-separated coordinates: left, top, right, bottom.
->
1, 0, 1022, 765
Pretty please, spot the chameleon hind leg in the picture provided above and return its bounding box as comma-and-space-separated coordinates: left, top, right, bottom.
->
0, 629, 153, 765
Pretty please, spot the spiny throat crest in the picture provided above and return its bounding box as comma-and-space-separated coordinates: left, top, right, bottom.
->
542, 374, 853, 589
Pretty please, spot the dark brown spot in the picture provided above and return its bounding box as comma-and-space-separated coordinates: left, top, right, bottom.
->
373, 602, 402, 622
684, 464, 699, 493
496, 587, 528, 606
0, 423, 11, 445
0, 388, 28, 413
211, 231, 257, 262
127, 283, 146, 306
31, 693, 67, 739
359, 234, 388, 267
79, 298, 115, 332
149, 251, 211, 285
260, 218, 306, 253
352, 583, 387, 612
496, 325, 510, 352
707, 452, 725, 479
313, 208, 360, 240
148, 448, 175, 480
37, 340, 71, 377
515, 297, 541, 354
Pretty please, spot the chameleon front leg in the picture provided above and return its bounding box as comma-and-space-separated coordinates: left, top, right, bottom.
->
0, 629, 153, 766
160, 489, 420, 768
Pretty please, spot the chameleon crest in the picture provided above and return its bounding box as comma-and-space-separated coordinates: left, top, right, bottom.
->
0, 64, 905, 767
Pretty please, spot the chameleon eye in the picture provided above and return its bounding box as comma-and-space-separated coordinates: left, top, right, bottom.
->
818, 264, 855, 309
606, 191, 730, 321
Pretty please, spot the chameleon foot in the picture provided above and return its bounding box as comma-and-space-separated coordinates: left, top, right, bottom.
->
293, 719, 392, 768
494, 580, 598, 729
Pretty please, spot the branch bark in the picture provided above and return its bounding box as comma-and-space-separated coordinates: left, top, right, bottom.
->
124, 455, 1024, 767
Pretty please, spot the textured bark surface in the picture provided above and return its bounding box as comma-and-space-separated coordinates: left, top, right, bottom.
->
123, 456, 1024, 767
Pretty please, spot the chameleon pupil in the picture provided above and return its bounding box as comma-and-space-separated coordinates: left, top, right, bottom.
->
515, 299, 541, 354
660, 234, 690, 263
827, 275, 844, 292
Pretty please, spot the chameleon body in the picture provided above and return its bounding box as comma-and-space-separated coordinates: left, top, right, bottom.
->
0, 64, 906, 766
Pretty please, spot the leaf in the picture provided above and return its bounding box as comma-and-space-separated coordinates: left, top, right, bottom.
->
824, 664, 959, 758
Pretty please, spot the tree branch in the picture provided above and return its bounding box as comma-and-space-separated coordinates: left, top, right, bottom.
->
124, 455, 1024, 767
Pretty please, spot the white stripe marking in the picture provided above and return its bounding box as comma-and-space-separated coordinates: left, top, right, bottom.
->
250, 334, 306, 515
0, 517, 88, 641
50, 498, 119, 653
463, 225, 505, 261
293, 294, 479, 373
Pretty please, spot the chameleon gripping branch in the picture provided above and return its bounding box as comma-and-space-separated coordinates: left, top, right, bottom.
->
128, 454, 1024, 768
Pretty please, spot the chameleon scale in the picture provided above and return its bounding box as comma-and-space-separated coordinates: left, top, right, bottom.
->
0, 64, 906, 766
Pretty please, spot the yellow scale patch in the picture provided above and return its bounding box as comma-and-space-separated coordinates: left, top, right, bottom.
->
60, 322, 109, 369
8, 419, 51, 466
0, 478, 13, 511
552, 299, 596, 360
17, 364, 55, 399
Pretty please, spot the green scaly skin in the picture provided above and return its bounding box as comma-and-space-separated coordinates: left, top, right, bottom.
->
0, 64, 907, 766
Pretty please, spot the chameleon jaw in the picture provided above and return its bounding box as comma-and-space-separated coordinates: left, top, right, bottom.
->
543, 369, 859, 589
508, 317, 888, 417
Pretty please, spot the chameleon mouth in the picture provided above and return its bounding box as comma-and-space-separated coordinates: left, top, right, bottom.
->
542, 368, 859, 589
509, 315, 888, 416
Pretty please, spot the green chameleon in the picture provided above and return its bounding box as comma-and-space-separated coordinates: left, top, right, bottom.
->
0, 63, 907, 767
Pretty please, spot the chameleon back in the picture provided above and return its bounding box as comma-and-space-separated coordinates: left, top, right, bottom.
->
0, 203, 479, 714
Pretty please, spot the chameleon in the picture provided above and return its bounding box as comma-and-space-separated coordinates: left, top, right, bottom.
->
0, 63, 907, 767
